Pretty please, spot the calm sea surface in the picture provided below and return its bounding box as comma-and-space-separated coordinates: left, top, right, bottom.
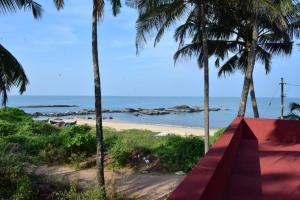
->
7, 96, 300, 128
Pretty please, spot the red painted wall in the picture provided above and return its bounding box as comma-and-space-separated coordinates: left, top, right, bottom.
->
168, 117, 300, 200
168, 118, 246, 200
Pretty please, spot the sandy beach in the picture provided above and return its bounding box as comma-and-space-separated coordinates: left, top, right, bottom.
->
75, 118, 218, 136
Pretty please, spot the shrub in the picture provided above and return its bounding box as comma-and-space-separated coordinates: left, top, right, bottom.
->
68, 153, 87, 168
0, 153, 33, 200
103, 134, 119, 153
155, 136, 204, 172
18, 121, 60, 136
0, 108, 32, 123
55, 184, 105, 200
62, 125, 96, 155
39, 144, 67, 164
108, 137, 131, 166
0, 120, 18, 136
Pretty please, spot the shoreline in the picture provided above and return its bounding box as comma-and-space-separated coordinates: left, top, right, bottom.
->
74, 118, 218, 136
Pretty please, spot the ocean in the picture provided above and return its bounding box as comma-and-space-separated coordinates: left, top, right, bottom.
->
7, 96, 300, 128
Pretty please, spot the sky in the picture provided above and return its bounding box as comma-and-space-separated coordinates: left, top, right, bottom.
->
0, 0, 299, 98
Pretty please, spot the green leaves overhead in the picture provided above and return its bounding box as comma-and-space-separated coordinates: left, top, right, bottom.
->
53, 0, 64, 10
0, 0, 42, 19
0, 44, 28, 106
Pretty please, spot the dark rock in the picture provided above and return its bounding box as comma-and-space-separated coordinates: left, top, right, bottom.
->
19, 105, 78, 108
123, 108, 138, 113
170, 105, 191, 110
209, 108, 221, 112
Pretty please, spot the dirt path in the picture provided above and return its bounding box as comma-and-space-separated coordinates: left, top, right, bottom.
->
33, 165, 184, 200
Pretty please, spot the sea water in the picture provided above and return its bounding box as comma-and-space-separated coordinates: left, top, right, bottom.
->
7, 96, 300, 128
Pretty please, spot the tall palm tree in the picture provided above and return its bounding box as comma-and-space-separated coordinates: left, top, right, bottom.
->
135, 0, 219, 153
236, 0, 299, 117
0, 0, 42, 106
52, 0, 122, 196
216, 19, 294, 118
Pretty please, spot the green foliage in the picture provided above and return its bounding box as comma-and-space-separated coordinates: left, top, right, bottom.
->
39, 144, 67, 164
62, 125, 96, 155
54, 184, 129, 200
17, 121, 60, 135
0, 108, 31, 123
0, 153, 33, 200
155, 136, 204, 172
108, 137, 132, 166
55, 184, 104, 200
0, 120, 18, 136
210, 128, 226, 146
68, 153, 87, 168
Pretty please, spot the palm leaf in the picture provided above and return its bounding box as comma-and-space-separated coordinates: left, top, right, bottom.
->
0, 0, 42, 18
290, 102, 300, 112
0, 44, 28, 106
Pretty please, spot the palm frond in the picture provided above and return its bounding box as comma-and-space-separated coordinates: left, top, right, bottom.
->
110, 0, 121, 16
173, 42, 202, 64
217, 54, 239, 77
290, 102, 300, 112
0, 44, 29, 106
53, 0, 64, 10
256, 45, 272, 74
135, 0, 188, 53
0, 0, 42, 18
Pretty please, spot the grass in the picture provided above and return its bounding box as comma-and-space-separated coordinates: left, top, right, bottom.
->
0, 107, 225, 199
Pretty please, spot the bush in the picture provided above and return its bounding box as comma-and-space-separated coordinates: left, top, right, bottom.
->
55, 184, 105, 200
17, 121, 60, 136
39, 144, 67, 164
155, 136, 204, 172
62, 125, 96, 155
103, 134, 119, 153
108, 137, 131, 166
0, 153, 33, 200
0, 108, 32, 123
0, 120, 18, 136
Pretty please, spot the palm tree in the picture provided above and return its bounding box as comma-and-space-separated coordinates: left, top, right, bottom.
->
52, 0, 122, 196
0, 0, 42, 106
0, 44, 28, 107
134, 0, 219, 153
236, 0, 299, 117
216, 19, 294, 118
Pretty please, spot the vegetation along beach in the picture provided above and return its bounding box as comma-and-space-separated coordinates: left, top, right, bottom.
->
1, 0, 300, 200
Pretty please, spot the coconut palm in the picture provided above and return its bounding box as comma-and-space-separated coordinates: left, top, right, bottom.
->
0, 44, 28, 107
52, 0, 122, 196
134, 0, 218, 153
0, 0, 42, 107
236, 0, 299, 117
132, 0, 297, 152
216, 20, 294, 118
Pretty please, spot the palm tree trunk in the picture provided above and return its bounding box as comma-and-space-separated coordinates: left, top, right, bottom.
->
237, 18, 258, 117
92, 0, 106, 196
249, 77, 259, 118
200, 0, 210, 154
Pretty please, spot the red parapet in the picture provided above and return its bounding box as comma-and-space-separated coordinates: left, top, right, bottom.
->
168, 117, 300, 200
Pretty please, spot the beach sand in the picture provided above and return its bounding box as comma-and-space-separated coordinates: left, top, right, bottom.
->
75, 118, 218, 136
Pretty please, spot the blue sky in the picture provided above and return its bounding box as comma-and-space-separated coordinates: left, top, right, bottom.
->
1, 0, 300, 97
